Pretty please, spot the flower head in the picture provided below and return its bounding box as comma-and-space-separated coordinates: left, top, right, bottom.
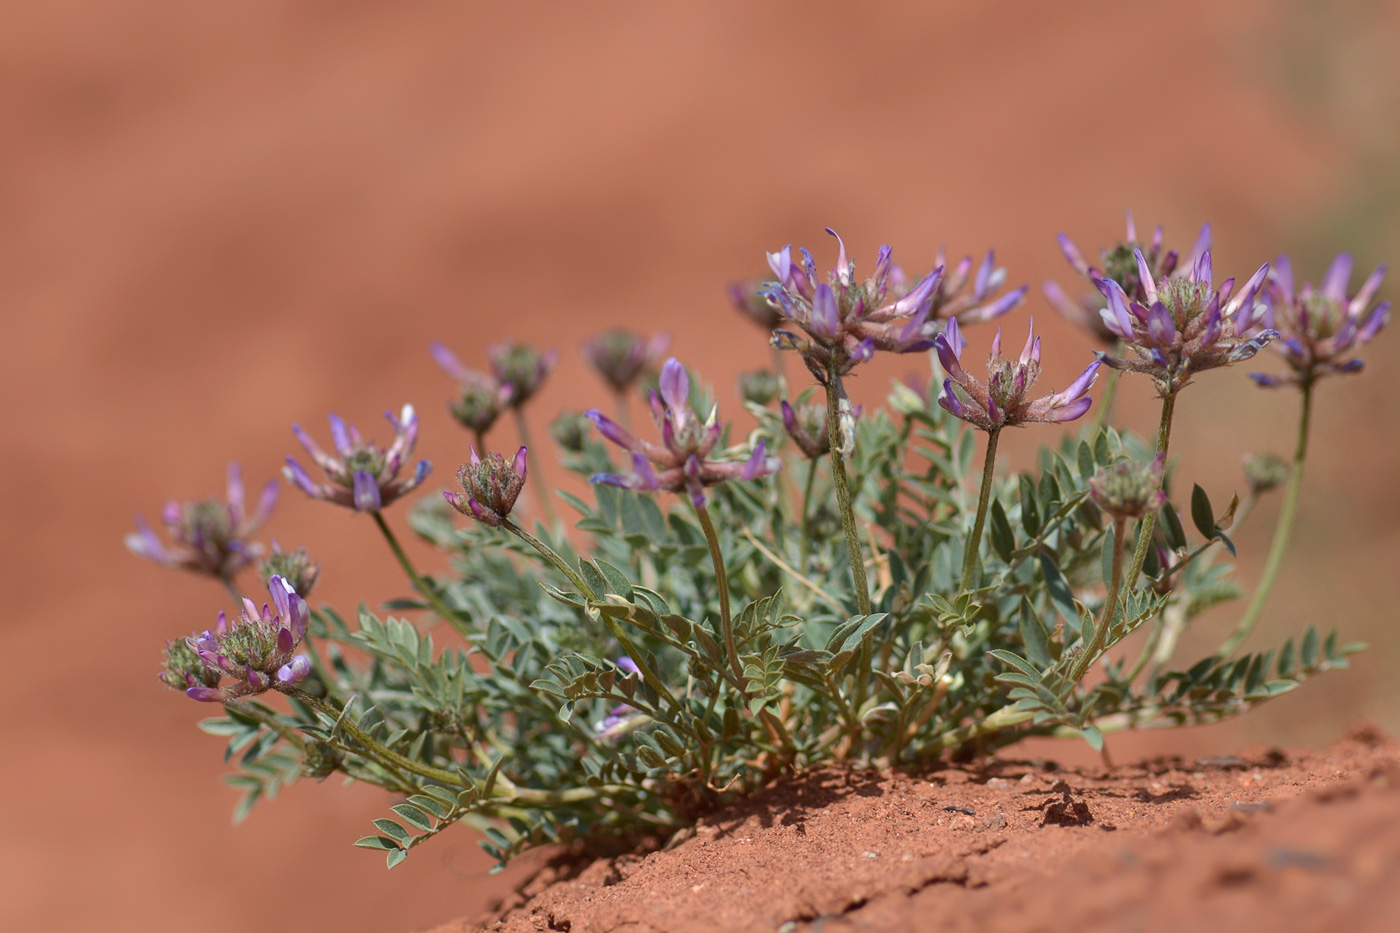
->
488, 341, 559, 407
934, 318, 1100, 432
181, 575, 312, 702
550, 410, 593, 453
764, 229, 1027, 383
779, 395, 860, 460
1249, 253, 1389, 388
431, 342, 512, 436
583, 329, 671, 394
1044, 212, 1211, 344
126, 463, 277, 579
586, 358, 781, 507
1243, 453, 1290, 494
1092, 247, 1278, 395
258, 543, 319, 597
283, 405, 430, 512
1089, 455, 1167, 521
445, 446, 528, 528
160, 636, 222, 694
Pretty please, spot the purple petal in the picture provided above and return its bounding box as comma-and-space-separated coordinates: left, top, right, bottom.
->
1146, 301, 1176, 345
1041, 280, 1081, 320
513, 446, 528, 479
328, 414, 353, 458
429, 341, 472, 382
584, 410, 639, 451
631, 453, 660, 491
1051, 359, 1101, 405
825, 227, 852, 286
291, 423, 337, 472
125, 516, 167, 561
659, 358, 690, 410
186, 686, 225, 703
283, 458, 321, 498
972, 285, 1028, 322
1350, 263, 1387, 317
742, 440, 769, 481
1018, 319, 1036, 365
1184, 223, 1212, 270
1193, 252, 1213, 290
1057, 233, 1090, 275
277, 655, 311, 684
683, 455, 706, 508
1133, 248, 1157, 304
811, 284, 840, 338
1357, 300, 1390, 343
1045, 396, 1092, 422
277, 626, 295, 654
251, 479, 278, 528
937, 378, 966, 419
933, 334, 968, 383
1226, 262, 1270, 325
766, 245, 792, 285
1227, 329, 1279, 362
226, 462, 246, 525
1322, 252, 1353, 302
781, 400, 797, 435
889, 266, 943, 318
1124, 210, 1137, 243
352, 471, 382, 512
616, 656, 640, 675
850, 337, 876, 364
989, 327, 1002, 359
1271, 254, 1295, 305
974, 249, 994, 299
1248, 372, 1285, 388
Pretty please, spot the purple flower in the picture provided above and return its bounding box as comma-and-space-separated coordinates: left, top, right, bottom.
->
283, 405, 430, 512
586, 358, 782, 507
126, 462, 277, 579
1090, 246, 1278, 395
180, 575, 311, 702
1250, 253, 1389, 387
444, 446, 528, 528
764, 230, 1026, 382
487, 341, 559, 408
1044, 212, 1210, 345
257, 542, 320, 597
583, 329, 671, 394
431, 342, 513, 435
934, 318, 1100, 432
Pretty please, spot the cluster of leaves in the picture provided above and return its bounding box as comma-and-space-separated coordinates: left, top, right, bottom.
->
194, 370, 1360, 870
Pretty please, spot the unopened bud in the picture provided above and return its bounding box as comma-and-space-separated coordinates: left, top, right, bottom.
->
258, 544, 319, 597
738, 370, 781, 407
446, 446, 528, 528
1243, 453, 1290, 494
550, 410, 591, 453
1089, 455, 1167, 521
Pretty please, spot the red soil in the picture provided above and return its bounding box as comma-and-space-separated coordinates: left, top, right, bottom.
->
429, 724, 1400, 933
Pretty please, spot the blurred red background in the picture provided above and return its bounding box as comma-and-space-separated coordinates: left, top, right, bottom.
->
2, 2, 1397, 930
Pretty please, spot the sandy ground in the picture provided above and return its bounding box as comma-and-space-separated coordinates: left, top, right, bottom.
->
1, 2, 1397, 931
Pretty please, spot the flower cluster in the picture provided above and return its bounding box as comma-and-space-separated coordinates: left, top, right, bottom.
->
284, 405, 430, 512
1044, 213, 1210, 344
127, 463, 277, 579
258, 543, 320, 597
431, 342, 513, 436
1093, 250, 1278, 394
168, 576, 311, 702
1089, 455, 1167, 521
763, 229, 1026, 382
1251, 253, 1390, 387
445, 446, 528, 528
587, 358, 781, 506
488, 341, 559, 407
934, 319, 1100, 432
583, 329, 671, 395
779, 396, 857, 460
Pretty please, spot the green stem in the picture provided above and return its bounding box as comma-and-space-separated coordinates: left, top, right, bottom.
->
959, 427, 1002, 591
824, 365, 871, 615
293, 690, 464, 786
513, 408, 558, 526
1126, 391, 1178, 587
927, 703, 1034, 752
1216, 381, 1314, 658
226, 700, 307, 753
694, 504, 746, 692
1070, 517, 1127, 683
371, 511, 472, 638
798, 457, 819, 569
218, 573, 243, 605
503, 519, 593, 598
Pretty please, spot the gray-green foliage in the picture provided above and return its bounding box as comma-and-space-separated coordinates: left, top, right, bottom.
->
196, 378, 1360, 869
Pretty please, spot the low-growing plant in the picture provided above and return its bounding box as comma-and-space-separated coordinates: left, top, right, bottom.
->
136, 218, 1388, 868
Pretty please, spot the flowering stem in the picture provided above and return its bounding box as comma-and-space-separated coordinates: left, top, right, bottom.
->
798, 457, 819, 569
694, 503, 746, 692
824, 365, 871, 615
292, 690, 464, 787
927, 702, 1034, 752
503, 519, 592, 598
1126, 391, 1177, 587
513, 408, 558, 526
1070, 517, 1127, 683
226, 700, 307, 753
613, 391, 630, 431
959, 427, 1002, 591
1216, 380, 1314, 658
371, 511, 471, 639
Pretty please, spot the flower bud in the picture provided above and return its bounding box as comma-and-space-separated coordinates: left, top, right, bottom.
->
1243, 453, 1290, 494
302, 740, 342, 779
489, 342, 558, 408
450, 376, 511, 436
447, 446, 528, 528
738, 370, 781, 407
550, 410, 592, 453
1089, 456, 1167, 521
160, 637, 220, 693
258, 544, 320, 598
